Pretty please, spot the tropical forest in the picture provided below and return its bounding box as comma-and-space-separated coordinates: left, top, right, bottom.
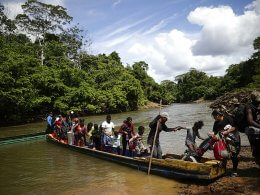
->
0, 0, 259, 126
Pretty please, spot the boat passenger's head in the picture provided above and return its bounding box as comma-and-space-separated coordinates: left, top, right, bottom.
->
160, 112, 169, 123
114, 131, 119, 137
94, 124, 99, 130
211, 109, 223, 121
138, 126, 145, 135
106, 115, 111, 123
251, 90, 260, 108
87, 122, 93, 131
193, 120, 204, 130
79, 119, 85, 126
74, 118, 79, 124
126, 117, 132, 124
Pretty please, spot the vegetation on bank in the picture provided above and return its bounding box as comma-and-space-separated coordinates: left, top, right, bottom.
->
0, 0, 259, 125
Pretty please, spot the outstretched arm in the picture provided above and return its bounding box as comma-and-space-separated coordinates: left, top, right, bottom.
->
163, 125, 186, 132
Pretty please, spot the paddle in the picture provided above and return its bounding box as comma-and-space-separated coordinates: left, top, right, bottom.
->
148, 99, 162, 175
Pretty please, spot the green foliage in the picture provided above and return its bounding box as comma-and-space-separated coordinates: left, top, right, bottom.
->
159, 80, 176, 104
175, 69, 209, 102
0, 1, 259, 126
0, 4, 16, 34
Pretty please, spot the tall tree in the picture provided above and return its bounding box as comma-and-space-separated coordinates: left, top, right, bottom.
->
16, 0, 72, 65
60, 25, 91, 68
0, 4, 16, 34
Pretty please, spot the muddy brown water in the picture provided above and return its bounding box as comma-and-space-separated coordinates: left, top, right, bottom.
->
0, 103, 250, 194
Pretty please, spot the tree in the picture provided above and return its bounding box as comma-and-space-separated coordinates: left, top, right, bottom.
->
175, 69, 209, 102
159, 80, 177, 104
60, 25, 91, 68
131, 61, 158, 101
16, 0, 72, 65
0, 4, 16, 34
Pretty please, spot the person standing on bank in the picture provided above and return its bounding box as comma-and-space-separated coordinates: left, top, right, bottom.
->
209, 109, 241, 177
147, 112, 184, 159
245, 91, 260, 165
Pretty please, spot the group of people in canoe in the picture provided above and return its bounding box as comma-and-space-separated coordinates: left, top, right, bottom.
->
46, 90, 260, 177
46, 114, 149, 157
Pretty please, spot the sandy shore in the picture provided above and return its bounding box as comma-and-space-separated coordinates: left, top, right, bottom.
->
179, 146, 260, 194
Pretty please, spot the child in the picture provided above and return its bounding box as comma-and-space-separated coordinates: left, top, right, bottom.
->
92, 124, 101, 150
112, 131, 121, 155
86, 122, 94, 146
185, 120, 205, 155
129, 126, 147, 157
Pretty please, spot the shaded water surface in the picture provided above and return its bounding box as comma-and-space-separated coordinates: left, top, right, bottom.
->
0, 103, 249, 194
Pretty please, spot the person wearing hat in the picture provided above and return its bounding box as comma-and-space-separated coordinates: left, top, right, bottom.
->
245, 90, 260, 165
147, 112, 184, 159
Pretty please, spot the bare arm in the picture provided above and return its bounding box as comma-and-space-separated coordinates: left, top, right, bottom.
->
223, 126, 236, 135
247, 108, 260, 128
197, 131, 205, 140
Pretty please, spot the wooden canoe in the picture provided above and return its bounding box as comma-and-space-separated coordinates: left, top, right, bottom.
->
46, 134, 225, 181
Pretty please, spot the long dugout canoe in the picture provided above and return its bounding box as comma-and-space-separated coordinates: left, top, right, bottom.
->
46, 134, 226, 181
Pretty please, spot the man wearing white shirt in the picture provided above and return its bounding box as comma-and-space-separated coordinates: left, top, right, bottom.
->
101, 115, 115, 149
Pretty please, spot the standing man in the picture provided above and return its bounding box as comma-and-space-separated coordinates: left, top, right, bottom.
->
46, 112, 53, 134
147, 112, 184, 159
209, 109, 241, 177
101, 115, 115, 151
245, 91, 260, 165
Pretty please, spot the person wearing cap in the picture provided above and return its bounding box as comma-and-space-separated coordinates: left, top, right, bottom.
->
147, 112, 184, 159
245, 90, 260, 165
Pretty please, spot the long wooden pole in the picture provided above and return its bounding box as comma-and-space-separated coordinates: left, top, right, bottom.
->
148, 99, 162, 175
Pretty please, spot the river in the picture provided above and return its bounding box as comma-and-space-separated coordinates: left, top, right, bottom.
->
0, 103, 249, 194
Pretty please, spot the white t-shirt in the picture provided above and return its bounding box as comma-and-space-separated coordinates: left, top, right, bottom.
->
102, 121, 115, 136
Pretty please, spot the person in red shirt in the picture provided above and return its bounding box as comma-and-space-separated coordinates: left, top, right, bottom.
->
119, 117, 135, 156
73, 119, 87, 146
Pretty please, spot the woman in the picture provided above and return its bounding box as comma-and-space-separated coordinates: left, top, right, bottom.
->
119, 117, 135, 156
73, 119, 87, 146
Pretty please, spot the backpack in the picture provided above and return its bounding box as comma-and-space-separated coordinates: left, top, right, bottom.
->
213, 139, 229, 160
233, 105, 248, 133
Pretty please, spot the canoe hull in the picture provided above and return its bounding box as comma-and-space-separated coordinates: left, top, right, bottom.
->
46, 134, 225, 181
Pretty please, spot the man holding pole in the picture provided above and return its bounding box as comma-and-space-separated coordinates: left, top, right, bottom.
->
147, 112, 184, 159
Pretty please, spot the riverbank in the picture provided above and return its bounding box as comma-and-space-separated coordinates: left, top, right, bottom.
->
179, 146, 260, 195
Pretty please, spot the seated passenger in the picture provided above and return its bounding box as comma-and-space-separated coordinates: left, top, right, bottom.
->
112, 131, 121, 155
129, 126, 147, 157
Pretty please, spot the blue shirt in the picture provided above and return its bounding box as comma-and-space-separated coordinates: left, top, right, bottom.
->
47, 116, 52, 126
